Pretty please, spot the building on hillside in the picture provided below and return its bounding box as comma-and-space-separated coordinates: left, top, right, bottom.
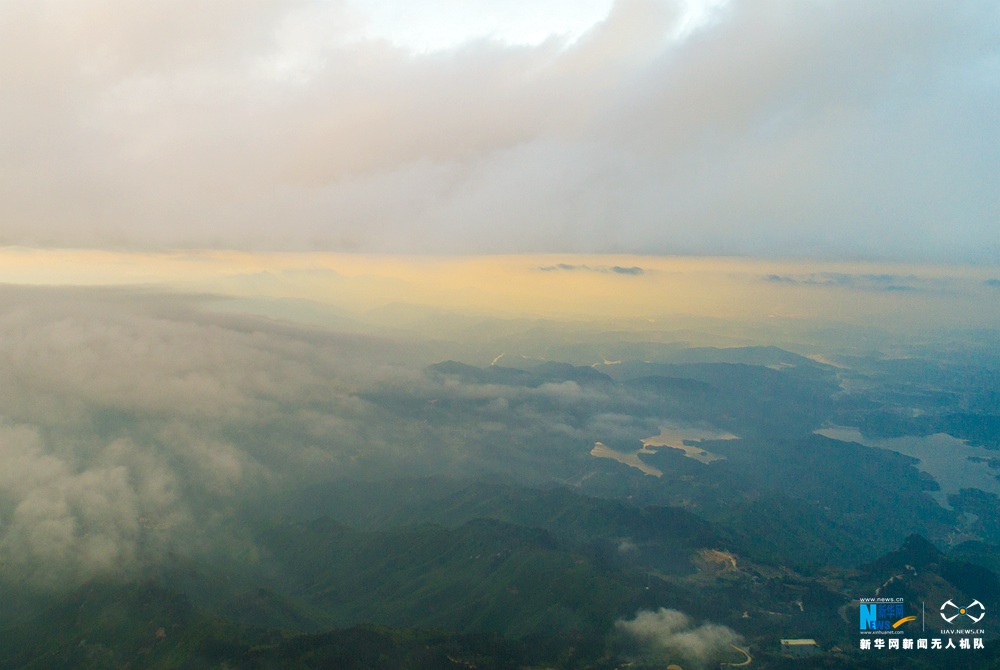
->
780, 638, 821, 657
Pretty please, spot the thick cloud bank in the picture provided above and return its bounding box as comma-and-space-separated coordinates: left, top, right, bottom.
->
0, 0, 997, 261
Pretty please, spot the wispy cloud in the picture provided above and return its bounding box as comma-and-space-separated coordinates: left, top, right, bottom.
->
538, 263, 646, 275
762, 272, 926, 292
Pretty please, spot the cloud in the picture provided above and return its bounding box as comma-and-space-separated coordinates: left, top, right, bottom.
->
617, 607, 742, 668
762, 272, 925, 292
539, 263, 646, 275
0, 285, 420, 587
0, 423, 186, 587
0, 0, 996, 261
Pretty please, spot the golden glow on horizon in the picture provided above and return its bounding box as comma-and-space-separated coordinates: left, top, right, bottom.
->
0, 248, 994, 329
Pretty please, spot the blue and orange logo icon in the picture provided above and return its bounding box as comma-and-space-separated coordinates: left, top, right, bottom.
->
860, 603, 913, 631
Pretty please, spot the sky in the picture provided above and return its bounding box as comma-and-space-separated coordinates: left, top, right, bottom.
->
1, 0, 997, 262
0, 247, 996, 338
